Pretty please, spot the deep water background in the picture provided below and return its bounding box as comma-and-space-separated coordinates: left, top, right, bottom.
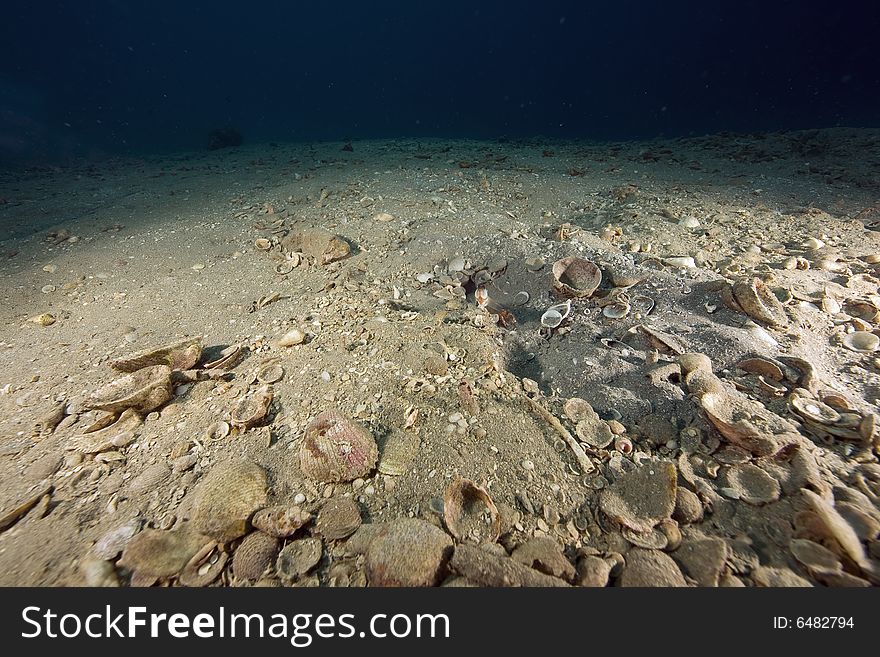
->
1, 0, 878, 165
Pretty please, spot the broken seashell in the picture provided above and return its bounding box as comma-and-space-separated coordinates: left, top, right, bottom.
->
86, 365, 173, 414
254, 238, 273, 251
443, 478, 501, 544
552, 256, 601, 298
276, 538, 323, 583
110, 337, 203, 372
178, 543, 228, 587
274, 260, 295, 275
68, 408, 142, 453
251, 505, 312, 538
599, 461, 677, 533
231, 384, 274, 429
281, 229, 350, 265
731, 278, 789, 328
789, 391, 840, 425
700, 392, 793, 456
723, 464, 781, 505
737, 356, 784, 381
299, 411, 378, 483
117, 528, 204, 579
29, 313, 56, 326
663, 256, 696, 269
365, 518, 453, 587
541, 301, 571, 329
842, 331, 879, 353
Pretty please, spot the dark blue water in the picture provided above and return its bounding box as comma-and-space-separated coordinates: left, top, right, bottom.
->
1, 0, 878, 164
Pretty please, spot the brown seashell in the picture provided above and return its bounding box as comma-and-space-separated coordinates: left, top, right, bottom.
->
178, 546, 228, 587
256, 363, 284, 384
618, 548, 687, 587
599, 461, 677, 533
118, 527, 204, 578
737, 356, 784, 381
552, 256, 601, 298
86, 365, 173, 414
110, 337, 203, 372
251, 505, 312, 538
790, 538, 843, 578
281, 229, 351, 265
700, 392, 790, 456
203, 420, 230, 441
276, 538, 323, 583
789, 391, 840, 425
731, 278, 789, 328
511, 536, 576, 581
191, 460, 268, 543
723, 464, 781, 505
128, 463, 171, 495
231, 384, 274, 429
254, 238, 272, 251
299, 411, 378, 483
442, 478, 501, 543
233, 532, 280, 581
314, 497, 362, 541
365, 519, 453, 587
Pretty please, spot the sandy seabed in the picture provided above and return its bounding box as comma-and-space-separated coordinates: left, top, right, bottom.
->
0, 129, 879, 587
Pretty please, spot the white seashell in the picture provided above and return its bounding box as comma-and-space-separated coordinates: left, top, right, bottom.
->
602, 301, 630, 319
843, 331, 880, 353
541, 301, 571, 328
415, 272, 433, 283
804, 237, 825, 250
679, 217, 700, 229
663, 256, 696, 269
448, 256, 466, 272
278, 329, 305, 347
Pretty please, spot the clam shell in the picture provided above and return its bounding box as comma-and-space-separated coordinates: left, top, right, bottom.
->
109, 337, 203, 372
191, 460, 268, 543
276, 538, 323, 582
178, 546, 228, 587
442, 478, 501, 544
790, 538, 842, 577
281, 229, 350, 265
202, 343, 243, 370
233, 532, 280, 581
86, 365, 173, 414
378, 430, 419, 475
789, 392, 840, 425
731, 278, 789, 328
314, 497, 362, 540
602, 301, 630, 319
256, 363, 284, 384
563, 397, 594, 422
299, 411, 378, 483
737, 356, 784, 381
203, 420, 230, 441
552, 256, 601, 298
842, 331, 880, 353
365, 518, 453, 587
254, 238, 272, 251
622, 525, 668, 550
252, 505, 311, 538
541, 300, 571, 329
274, 260, 295, 275
231, 384, 274, 429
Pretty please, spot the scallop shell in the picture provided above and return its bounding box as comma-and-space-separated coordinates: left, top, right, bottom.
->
842, 331, 880, 353
314, 497, 362, 540
191, 460, 268, 543
230, 384, 274, 429
552, 256, 601, 298
202, 343, 243, 370
299, 411, 378, 483
86, 365, 173, 414
377, 430, 419, 476
109, 337, 203, 372
731, 278, 789, 328
256, 363, 284, 384
251, 505, 312, 538
233, 532, 280, 581
442, 478, 501, 544
365, 518, 453, 587
602, 301, 630, 319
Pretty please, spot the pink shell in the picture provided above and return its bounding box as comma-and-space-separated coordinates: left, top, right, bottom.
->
300, 411, 378, 482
